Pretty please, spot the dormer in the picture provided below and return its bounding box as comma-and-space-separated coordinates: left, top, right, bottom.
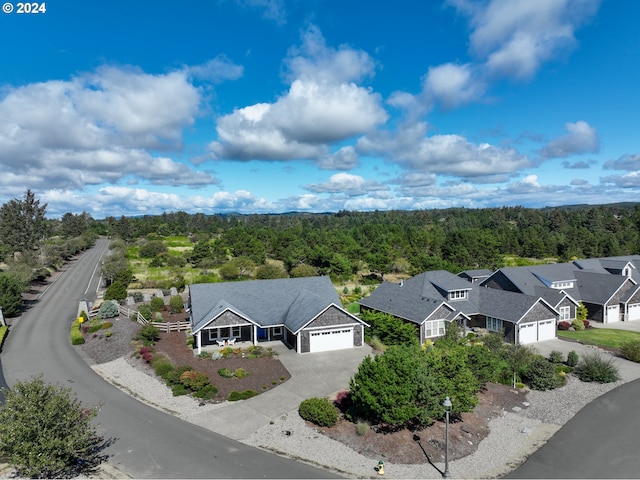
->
531, 272, 575, 290
447, 289, 469, 301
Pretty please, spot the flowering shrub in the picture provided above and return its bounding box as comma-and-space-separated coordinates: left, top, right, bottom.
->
179, 371, 210, 391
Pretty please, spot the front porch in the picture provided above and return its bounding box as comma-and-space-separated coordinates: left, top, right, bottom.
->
194, 324, 287, 355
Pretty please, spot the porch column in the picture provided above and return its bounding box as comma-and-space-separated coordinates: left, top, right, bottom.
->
253, 325, 257, 346
197, 331, 201, 355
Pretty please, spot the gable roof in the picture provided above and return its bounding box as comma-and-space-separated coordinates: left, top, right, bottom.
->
360, 269, 550, 325
358, 279, 454, 324
189, 276, 348, 334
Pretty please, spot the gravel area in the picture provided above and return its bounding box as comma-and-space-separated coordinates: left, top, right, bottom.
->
93, 356, 634, 479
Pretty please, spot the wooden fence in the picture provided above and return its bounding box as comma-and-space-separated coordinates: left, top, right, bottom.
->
118, 305, 190, 333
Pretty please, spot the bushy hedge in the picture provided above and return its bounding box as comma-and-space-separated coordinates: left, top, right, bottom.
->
298, 397, 338, 427
567, 350, 579, 367
70, 319, 85, 345
150, 296, 165, 312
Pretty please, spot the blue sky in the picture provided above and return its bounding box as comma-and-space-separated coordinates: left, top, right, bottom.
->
1, 0, 639, 218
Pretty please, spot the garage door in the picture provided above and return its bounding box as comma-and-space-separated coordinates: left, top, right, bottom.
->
537, 319, 556, 342
519, 322, 537, 344
606, 305, 620, 323
309, 328, 353, 353
628, 304, 640, 321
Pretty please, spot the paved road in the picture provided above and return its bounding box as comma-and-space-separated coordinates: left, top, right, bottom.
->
508, 377, 640, 478
1, 240, 337, 478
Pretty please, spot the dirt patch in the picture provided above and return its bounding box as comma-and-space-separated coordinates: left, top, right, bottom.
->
317, 383, 528, 465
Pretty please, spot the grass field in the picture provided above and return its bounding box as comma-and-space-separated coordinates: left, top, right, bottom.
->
558, 328, 640, 349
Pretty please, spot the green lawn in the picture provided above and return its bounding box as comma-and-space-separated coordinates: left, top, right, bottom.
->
558, 328, 640, 349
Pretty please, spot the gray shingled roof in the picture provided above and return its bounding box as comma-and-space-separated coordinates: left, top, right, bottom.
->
190, 276, 345, 334
360, 269, 545, 325
574, 270, 631, 304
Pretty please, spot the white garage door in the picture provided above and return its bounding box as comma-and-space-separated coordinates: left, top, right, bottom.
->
606, 305, 620, 323
519, 322, 537, 344
309, 328, 353, 353
537, 319, 556, 342
628, 304, 640, 321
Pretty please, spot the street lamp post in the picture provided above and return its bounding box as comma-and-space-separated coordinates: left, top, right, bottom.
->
442, 396, 452, 478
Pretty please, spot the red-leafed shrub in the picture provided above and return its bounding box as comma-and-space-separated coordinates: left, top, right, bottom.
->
583, 319, 590, 329
558, 321, 571, 330
335, 390, 351, 409
139, 346, 153, 355
142, 352, 153, 363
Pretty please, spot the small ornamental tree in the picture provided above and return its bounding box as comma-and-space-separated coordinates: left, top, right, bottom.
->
0, 375, 109, 478
576, 302, 588, 321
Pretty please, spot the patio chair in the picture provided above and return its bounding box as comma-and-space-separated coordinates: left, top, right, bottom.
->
227, 338, 236, 346
216, 339, 226, 348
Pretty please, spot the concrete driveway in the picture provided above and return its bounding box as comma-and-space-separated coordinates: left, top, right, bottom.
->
184, 343, 373, 441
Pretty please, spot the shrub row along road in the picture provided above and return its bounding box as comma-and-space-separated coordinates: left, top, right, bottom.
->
1, 239, 335, 479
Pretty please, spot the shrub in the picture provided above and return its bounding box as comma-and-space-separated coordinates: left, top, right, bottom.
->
172, 384, 188, 396
179, 371, 210, 391
299, 397, 338, 427
165, 365, 194, 385
211, 351, 223, 360
193, 384, 218, 400
228, 390, 258, 401
558, 321, 571, 331
137, 304, 152, 320
101, 321, 113, 329
132, 292, 144, 303
575, 352, 620, 383
88, 323, 103, 334
522, 356, 561, 391
141, 352, 153, 363
0, 375, 104, 478
572, 319, 585, 331
621, 340, 640, 363
482, 332, 505, 352
567, 350, 579, 367
139, 324, 160, 343
356, 420, 370, 436
548, 351, 564, 364
104, 281, 127, 302
218, 368, 234, 378
150, 296, 165, 312
234, 368, 248, 379
154, 360, 174, 377
169, 295, 184, 314
70, 319, 85, 345
98, 300, 119, 319
583, 319, 590, 329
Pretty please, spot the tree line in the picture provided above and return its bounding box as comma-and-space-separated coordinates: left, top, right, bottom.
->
2, 189, 640, 314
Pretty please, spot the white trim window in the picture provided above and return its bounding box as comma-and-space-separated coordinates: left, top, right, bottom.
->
559, 306, 570, 321
231, 326, 241, 337
486, 316, 503, 333
425, 319, 446, 338
272, 326, 283, 336
448, 290, 469, 301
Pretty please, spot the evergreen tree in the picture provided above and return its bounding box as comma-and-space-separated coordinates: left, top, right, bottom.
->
0, 189, 47, 252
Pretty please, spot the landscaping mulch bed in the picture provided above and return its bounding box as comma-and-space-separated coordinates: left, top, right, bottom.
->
151, 326, 291, 402
78, 308, 291, 403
